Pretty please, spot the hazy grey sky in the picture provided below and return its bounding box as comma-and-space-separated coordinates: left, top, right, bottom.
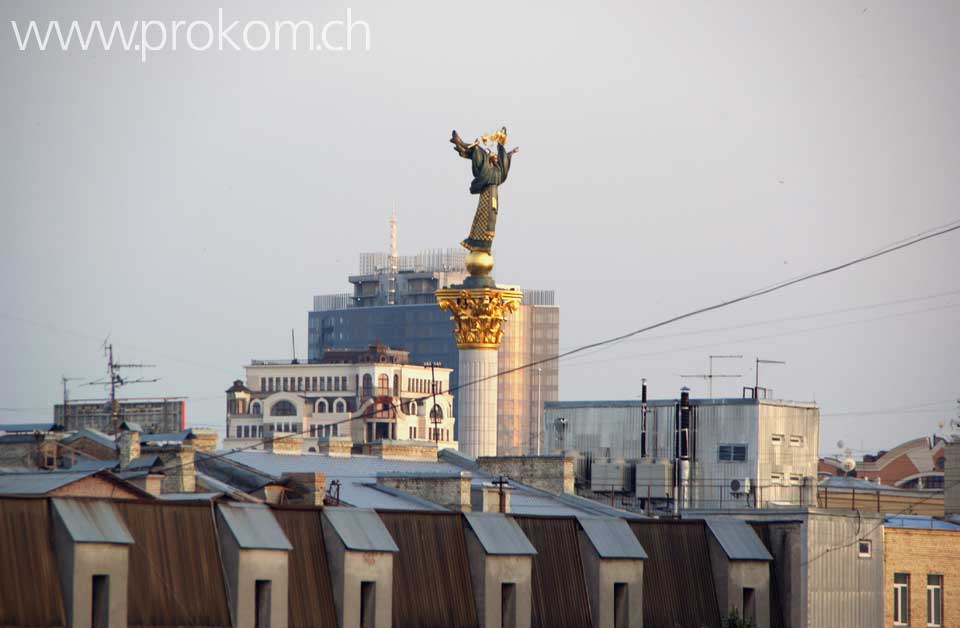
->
2, 0, 958, 455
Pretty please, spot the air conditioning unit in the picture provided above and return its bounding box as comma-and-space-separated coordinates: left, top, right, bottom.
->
730, 478, 752, 497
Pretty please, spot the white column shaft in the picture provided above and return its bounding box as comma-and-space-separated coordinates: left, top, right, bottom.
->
457, 348, 499, 457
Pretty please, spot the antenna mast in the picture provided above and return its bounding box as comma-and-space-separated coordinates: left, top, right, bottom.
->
388, 208, 398, 305
678, 354, 743, 398
754, 358, 786, 399
84, 342, 159, 443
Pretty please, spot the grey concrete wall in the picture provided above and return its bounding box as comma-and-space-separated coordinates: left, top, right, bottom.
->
577, 531, 643, 628
464, 528, 532, 628
322, 524, 393, 628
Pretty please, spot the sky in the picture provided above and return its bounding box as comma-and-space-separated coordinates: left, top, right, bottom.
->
1, 0, 958, 456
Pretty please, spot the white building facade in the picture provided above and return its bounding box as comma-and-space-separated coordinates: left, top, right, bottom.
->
224, 345, 456, 452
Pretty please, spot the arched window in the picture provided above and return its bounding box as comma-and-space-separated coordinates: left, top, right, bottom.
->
377, 374, 390, 396
393, 374, 400, 397
315, 399, 328, 414
333, 398, 346, 413
250, 401, 262, 416
430, 405, 443, 420
270, 400, 297, 416
362, 374, 373, 398
408, 400, 418, 416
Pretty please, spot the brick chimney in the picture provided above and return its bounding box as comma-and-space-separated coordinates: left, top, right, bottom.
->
377, 471, 472, 511
471, 482, 512, 513
316, 436, 352, 458
477, 455, 574, 495
265, 429, 303, 456
118, 429, 140, 469
281, 472, 327, 506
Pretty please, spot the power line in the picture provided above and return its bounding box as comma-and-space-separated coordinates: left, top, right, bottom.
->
157, 217, 960, 476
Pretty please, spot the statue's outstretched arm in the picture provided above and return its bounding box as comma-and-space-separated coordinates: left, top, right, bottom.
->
450, 130, 478, 159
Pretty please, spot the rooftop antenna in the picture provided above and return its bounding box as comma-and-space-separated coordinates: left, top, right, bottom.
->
84, 342, 159, 444
388, 208, 398, 305
755, 358, 786, 399
678, 354, 742, 398
291, 329, 299, 364
59, 375, 84, 428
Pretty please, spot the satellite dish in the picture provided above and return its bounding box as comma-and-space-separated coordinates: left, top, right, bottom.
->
842, 457, 857, 473
837, 440, 845, 449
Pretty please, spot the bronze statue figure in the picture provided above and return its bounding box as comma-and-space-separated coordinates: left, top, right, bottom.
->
450, 127, 519, 253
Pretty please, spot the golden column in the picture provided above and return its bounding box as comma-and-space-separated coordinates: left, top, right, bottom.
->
436, 251, 522, 457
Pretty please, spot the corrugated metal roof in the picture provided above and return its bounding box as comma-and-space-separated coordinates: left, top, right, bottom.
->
365, 483, 450, 511
885, 514, 960, 530
67, 458, 118, 472
0, 470, 95, 495
160, 492, 223, 501
578, 515, 648, 559
322, 507, 398, 552
51, 497, 134, 544
704, 519, 772, 561
464, 512, 537, 555
217, 502, 292, 550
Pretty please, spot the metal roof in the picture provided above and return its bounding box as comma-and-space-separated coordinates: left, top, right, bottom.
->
67, 458, 118, 472
141, 430, 195, 444
63, 428, 116, 450
0, 470, 96, 495
217, 502, 293, 550
577, 516, 648, 559
885, 514, 960, 531
119, 421, 143, 432
704, 519, 773, 561
126, 455, 163, 471
322, 507, 398, 553
0, 422, 57, 433
0, 434, 41, 444
51, 498, 134, 544
160, 492, 224, 501
464, 512, 536, 555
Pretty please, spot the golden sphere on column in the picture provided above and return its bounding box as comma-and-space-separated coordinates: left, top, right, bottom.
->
465, 251, 494, 276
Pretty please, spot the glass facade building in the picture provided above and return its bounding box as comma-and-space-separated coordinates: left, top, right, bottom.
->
308, 258, 559, 455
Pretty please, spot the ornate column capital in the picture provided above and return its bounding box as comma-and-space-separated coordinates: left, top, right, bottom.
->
435, 287, 522, 350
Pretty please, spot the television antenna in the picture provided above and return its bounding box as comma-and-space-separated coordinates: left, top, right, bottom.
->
84, 341, 159, 441
754, 358, 786, 397
59, 375, 85, 428
679, 354, 742, 398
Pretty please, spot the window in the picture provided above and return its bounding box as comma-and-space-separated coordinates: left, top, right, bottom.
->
334, 399, 346, 413
312, 377, 318, 391
315, 399, 328, 414
770, 472, 783, 485
319, 377, 326, 391
718, 443, 747, 462
270, 400, 297, 416
894, 573, 910, 626
858, 540, 871, 558
771, 434, 784, 445
928, 574, 943, 627
502, 583, 517, 628
613, 582, 628, 628
789, 435, 804, 447
362, 374, 373, 398
377, 374, 389, 396
334, 376, 341, 391
92, 575, 109, 628
250, 401, 261, 416
282, 377, 288, 392
255, 580, 272, 628
360, 581, 376, 628
260, 377, 266, 391
430, 405, 444, 420
341, 376, 348, 390
297, 377, 303, 391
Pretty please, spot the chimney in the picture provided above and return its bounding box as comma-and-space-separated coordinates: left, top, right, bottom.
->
477, 455, 574, 495
190, 428, 218, 454
363, 439, 438, 461
265, 428, 303, 456
377, 471, 472, 511
160, 445, 195, 494
316, 436, 352, 458
281, 472, 327, 506
118, 429, 140, 469
471, 481, 512, 513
